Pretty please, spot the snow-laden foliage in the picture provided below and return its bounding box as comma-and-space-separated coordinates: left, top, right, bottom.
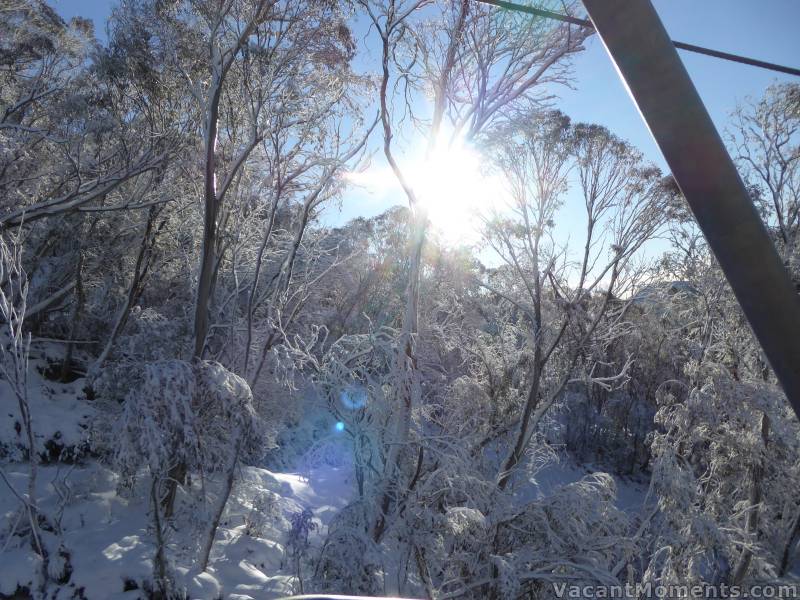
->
243, 489, 285, 538
313, 499, 383, 595
491, 474, 634, 597
2, 0, 800, 596
116, 360, 262, 483
647, 362, 800, 585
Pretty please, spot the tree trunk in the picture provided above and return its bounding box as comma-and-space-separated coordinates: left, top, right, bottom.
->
373, 213, 426, 542
60, 252, 84, 382
779, 505, 800, 577
94, 206, 160, 372
199, 428, 243, 571
194, 76, 223, 360
732, 412, 770, 584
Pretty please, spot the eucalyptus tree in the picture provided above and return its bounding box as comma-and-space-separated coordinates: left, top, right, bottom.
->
636, 86, 800, 582
356, 111, 673, 599
730, 83, 800, 276
642, 231, 800, 585
0, 0, 191, 390
0, 2, 174, 228
234, 106, 376, 389
121, 0, 362, 359
357, 0, 591, 543
480, 114, 671, 488
100, 0, 374, 524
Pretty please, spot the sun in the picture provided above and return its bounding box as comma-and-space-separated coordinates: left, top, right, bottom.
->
410, 139, 500, 245
344, 134, 503, 245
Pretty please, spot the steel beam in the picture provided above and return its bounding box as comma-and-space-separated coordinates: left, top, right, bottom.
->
581, 0, 800, 418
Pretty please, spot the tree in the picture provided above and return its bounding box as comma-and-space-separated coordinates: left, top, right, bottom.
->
481, 114, 670, 488
358, 0, 591, 543
730, 83, 800, 264
0, 1, 173, 228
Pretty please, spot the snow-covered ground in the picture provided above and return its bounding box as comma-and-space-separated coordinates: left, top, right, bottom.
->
0, 343, 359, 598
520, 459, 650, 514
0, 461, 356, 599
0, 342, 94, 462
1, 344, 651, 598
0, 457, 650, 599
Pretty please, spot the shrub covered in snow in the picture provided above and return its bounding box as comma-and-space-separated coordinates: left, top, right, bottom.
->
116, 359, 263, 485
647, 362, 800, 585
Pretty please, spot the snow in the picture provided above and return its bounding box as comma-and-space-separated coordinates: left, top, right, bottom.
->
0, 343, 362, 598
0, 354, 648, 599
270, 467, 354, 530
0, 464, 152, 598
0, 340, 651, 598
0, 343, 93, 461
515, 456, 651, 514
0, 457, 355, 599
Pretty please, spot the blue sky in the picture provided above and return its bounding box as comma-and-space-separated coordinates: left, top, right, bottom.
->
561, 0, 800, 173
52, 0, 800, 171
53, 0, 800, 254
339, 0, 799, 255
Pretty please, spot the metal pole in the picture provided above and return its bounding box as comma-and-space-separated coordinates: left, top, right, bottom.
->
581, 0, 800, 418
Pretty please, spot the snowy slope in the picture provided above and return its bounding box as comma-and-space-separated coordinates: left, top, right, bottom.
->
0, 462, 355, 599
519, 458, 650, 514
0, 342, 93, 462
0, 341, 359, 598
1, 342, 652, 598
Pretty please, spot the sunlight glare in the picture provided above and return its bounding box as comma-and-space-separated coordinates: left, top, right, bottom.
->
344, 135, 503, 246
411, 140, 501, 245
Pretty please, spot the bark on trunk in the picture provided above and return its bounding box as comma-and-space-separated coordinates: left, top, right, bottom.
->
732, 412, 770, 584
199, 428, 243, 571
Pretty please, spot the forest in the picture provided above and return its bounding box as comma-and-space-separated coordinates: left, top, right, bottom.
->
1, 0, 800, 598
